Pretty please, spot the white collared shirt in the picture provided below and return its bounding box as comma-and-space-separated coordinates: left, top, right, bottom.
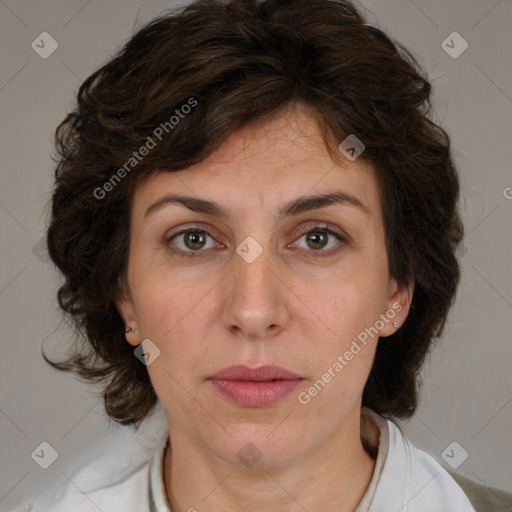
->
11, 409, 476, 512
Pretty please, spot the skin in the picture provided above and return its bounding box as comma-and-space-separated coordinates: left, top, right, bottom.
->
116, 103, 414, 512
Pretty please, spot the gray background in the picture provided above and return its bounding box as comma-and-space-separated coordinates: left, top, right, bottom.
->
1, 0, 511, 509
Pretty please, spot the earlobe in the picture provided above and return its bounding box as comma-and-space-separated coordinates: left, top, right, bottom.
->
123, 325, 140, 346
379, 277, 415, 338
114, 289, 140, 346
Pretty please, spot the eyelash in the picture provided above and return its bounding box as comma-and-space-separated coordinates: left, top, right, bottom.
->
165, 223, 346, 259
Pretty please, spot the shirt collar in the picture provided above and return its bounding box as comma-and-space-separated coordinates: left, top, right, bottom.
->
148, 407, 388, 512
148, 432, 172, 512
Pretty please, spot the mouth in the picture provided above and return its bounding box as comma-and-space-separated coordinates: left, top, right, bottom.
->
207, 365, 304, 407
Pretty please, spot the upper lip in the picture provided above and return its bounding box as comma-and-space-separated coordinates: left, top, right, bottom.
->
208, 365, 302, 381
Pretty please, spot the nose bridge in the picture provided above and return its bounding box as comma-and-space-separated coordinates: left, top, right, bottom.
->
221, 234, 288, 338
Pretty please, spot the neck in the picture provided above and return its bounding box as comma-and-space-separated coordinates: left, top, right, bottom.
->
163, 409, 377, 512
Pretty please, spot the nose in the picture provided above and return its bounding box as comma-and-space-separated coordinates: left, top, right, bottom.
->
220, 240, 290, 341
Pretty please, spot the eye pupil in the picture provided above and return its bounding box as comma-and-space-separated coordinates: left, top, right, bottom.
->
306, 231, 328, 250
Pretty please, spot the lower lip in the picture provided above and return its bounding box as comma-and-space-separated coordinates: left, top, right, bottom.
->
209, 378, 303, 407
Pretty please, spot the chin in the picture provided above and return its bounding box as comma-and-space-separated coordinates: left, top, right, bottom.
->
205, 426, 310, 470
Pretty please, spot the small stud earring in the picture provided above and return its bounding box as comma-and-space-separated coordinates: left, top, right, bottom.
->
393, 321, 399, 329
125, 326, 134, 333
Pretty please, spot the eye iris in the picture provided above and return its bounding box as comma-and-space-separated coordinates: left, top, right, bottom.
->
185, 231, 206, 250
306, 231, 328, 250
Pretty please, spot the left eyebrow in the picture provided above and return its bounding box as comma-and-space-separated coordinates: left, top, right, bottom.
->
144, 190, 371, 219
277, 191, 371, 218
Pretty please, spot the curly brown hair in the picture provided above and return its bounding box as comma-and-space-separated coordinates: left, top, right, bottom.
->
44, 0, 464, 430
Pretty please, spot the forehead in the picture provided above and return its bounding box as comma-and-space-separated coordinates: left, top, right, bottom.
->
132, 106, 381, 220
186, 105, 362, 176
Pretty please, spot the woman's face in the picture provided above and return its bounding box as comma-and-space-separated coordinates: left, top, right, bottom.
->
117, 106, 412, 468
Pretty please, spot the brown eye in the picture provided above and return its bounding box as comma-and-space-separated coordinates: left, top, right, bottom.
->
292, 225, 345, 256
168, 228, 217, 255
305, 231, 329, 250
183, 231, 207, 250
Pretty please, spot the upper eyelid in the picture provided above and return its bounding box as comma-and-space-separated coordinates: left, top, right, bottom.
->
166, 223, 218, 240
167, 222, 341, 237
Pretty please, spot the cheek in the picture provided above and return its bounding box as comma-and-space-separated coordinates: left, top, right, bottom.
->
298, 288, 381, 406
292, 271, 387, 389
306, 272, 387, 339
132, 276, 215, 371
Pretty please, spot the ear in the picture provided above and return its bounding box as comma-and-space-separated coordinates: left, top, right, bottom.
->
114, 282, 140, 347
379, 276, 415, 338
